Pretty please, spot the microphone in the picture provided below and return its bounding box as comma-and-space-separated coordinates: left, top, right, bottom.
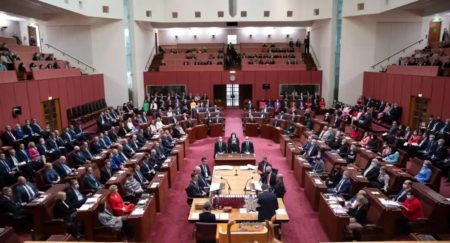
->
243, 176, 254, 192
220, 176, 232, 193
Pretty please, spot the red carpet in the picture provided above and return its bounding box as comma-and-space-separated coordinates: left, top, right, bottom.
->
148, 109, 328, 243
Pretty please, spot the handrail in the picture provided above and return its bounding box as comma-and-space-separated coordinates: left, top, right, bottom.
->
44, 43, 96, 72
145, 45, 156, 71
371, 39, 424, 70
309, 45, 321, 69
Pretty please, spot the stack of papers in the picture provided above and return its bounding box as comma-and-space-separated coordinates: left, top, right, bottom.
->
150, 182, 159, 188
109, 176, 117, 181
78, 204, 92, 211
137, 199, 148, 205
164, 158, 171, 163
239, 208, 247, 214
379, 198, 400, 208
131, 208, 144, 216
157, 174, 164, 178
217, 213, 229, 220
240, 164, 256, 170
191, 212, 200, 220
276, 209, 287, 215
210, 183, 221, 192
314, 179, 323, 185
86, 198, 98, 204
92, 194, 102, 198
215, 165, 234, 171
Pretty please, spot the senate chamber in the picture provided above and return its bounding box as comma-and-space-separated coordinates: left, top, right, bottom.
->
0, 0, 450, 242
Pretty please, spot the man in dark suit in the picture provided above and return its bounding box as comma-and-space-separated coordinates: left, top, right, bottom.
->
53, 156, 74, 179
257, 156, 272, 175
214, 137, 227, 158
431, 139, 448, 166
256, 184, 279, 222
241, 136, 254, 154
66, 179, 88, 208
194, 166, 210, 193
1, 125, 18, 147
199, 157, 211, 182
90, 136, 106, 155
261, 166, 277, 188
14, 176, 41, 204
71, 146, 90, 166
327, 170, 352, 195
100, 161, 113, 184
199, 202, 216, 223
186, 173, 206, 198
0, 153, 18, 186
37, 138, 60, 161
133, 165, 149, 188
83, 167, 103, 192
0, 187, 26, 218
362, 159, 380, 182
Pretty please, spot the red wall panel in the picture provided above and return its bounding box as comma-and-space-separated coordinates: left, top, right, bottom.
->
441, 81, 450, 119
13, 82, 31, 124
393, 76, 402, 105
25, 81, 42, 124
386, 75, 395, 102
38, 79, 50, 101
430, 77, 445, 117
410, 76, 422, 96
0, 84, 18, 127
420, 77, 433, 99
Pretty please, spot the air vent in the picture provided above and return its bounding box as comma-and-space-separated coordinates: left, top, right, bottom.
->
218, 11, 224, 18
357, 3, 365, 10
172, 12, 178, 18
102, 6, 109, 13
264, 11, 270, 17
241, 11, 247, 17
195, 11, 201, 18
146, 10, 152, 17
287, 10, 293, 17
313, 8, 319, 16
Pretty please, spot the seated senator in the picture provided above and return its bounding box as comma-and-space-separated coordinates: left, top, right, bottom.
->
107, 185, 135, 216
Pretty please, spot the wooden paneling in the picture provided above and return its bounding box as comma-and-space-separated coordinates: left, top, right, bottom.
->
363, 72, 450, 125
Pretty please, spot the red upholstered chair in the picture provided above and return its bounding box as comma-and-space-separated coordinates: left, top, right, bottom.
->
195, 222, 217, 243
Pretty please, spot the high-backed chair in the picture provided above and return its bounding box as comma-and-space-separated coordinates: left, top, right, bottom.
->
195, 222, 217, 243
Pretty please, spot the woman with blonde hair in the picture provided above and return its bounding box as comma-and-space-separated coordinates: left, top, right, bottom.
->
106, 184, 135, 216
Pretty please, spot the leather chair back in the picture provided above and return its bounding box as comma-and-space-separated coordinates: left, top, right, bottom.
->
195, 222, 217, 243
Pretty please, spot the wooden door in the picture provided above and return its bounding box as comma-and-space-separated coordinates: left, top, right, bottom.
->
409, 96, 430, 129
428, 21, 442, 45
27, 26, 37, 46
213, 85, 226, 107
42, 99, 62, 131
239, 84, 252, 108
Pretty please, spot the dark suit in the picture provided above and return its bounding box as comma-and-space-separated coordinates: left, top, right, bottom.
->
199, 164, 211, 179
83, 173, 102, 191
66, 187, 87, 208
53, 200, 76, 222
54, 163, 73, 179
393, 188, 410, 203
273, 182, 286, 198
261, 172, 277, 188
14, 183, 39, 204
256, 190, 279, 222
363, 166, 380, 182
199, 211, 216, 223
257, 161, 272, 174
186, 181, 204, 198
0, 195, 24, 217
348, 204, 369, 225
1, 131, 17, 146
214, 141, 227, 157
241, 141, 254, 154
100, 167, 113, 184
328, 178, 351, 195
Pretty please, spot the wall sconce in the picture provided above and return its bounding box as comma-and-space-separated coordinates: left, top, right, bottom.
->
286, 34, 290, 38
193, 35, 197, 39
267, 34, 271, 38
0, 26, 7, 31
249, 34, 253, 38
212, 34, 215, 38
175, 35, 178, 39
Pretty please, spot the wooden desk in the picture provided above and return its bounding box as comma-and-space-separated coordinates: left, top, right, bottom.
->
295, 123, 305, 139
209, 123, 224, 137
279, 135, 291, 156
304, 172, 327, 211
159, 157, 177, 188
188, 198, 289, 222
138, 141, 154, 153
244, 123, 259, 137
215, 153, 256, 166
211, 166, 258, 195
26, 184, 68, 236
105, 169, 130, 196
363, 187, 403, 240
384, 163, 414, 194
179, 136, 189, 160
323, 151, 347, 173
147, 172, 169, 212
318, 193, 350, 241
171, 145, 183, 171
286, 140, 302, 170
271, 126, 282, 143
346, 165, 370, 195
0, 227, 20, 243
77, 189, 109, 241
187, 127, 196, 144
293, 156, 311, 188
125, 152, 147, 168
216, 223, 268, 243
355, 148, 377, 170
91, 150, 109, 169
128, 194, 157, 242
260, 124, 272, 139
46, 234, 75, 241
195, 124, 208, 140
312, 119, 328, 135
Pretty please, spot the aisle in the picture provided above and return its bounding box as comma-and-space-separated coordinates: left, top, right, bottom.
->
148, 109, 328, 242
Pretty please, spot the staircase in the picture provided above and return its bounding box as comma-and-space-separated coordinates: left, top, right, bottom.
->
148, 53, 163, 72
302, 52, 318, 71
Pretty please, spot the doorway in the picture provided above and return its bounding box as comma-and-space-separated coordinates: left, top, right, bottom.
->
42, 99, 62, 132
27, 26, 38, 46
428, 21, 441, 45
409, 96, 430, 129
214, 84, 252, 108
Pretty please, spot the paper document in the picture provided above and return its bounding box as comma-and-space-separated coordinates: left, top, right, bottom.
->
86, 198, 98, 204
276, 209, 287, 215
210, 183, 221, 192
239, 208, 247, 214
214, 165, 234, 171
78, 204, 92, 211
131, 208, 144, 216
150, 182, 159, 188
191, 212, 200, 220
218, 213, 229, 220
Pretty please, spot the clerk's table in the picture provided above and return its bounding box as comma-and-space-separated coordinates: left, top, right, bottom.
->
215, 153, 256, 166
